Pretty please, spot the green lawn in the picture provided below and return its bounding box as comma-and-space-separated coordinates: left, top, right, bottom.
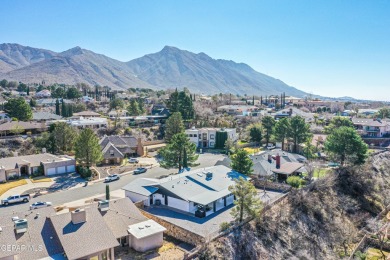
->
313, 168, 330, 178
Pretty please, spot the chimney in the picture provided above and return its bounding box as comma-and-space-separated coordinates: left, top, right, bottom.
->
276, 154, 281, 169
14, 219, 28, 234
98, 200, 109, 212
268, 154, 272, 163
71, 208, 86, 224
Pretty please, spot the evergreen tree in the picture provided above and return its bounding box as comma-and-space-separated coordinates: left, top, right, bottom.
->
166, 88, 179, 113
138, 98, 145, 114
262, 116, 276, 146
165, 112, 185, 143
231, 149, 253, 175
325, 126, 368, 166
325, 116, 354, 134
158, 132, 198, 171
55, 99, 60, 115
287, 116, 312, 153
127, 99, 141, 116
29, 98, 36, 107
51, 122, 77, 153
106, 184, 110, 200
75, 128, 103, 167
68, 105, 73, 117
274, 117, 290, 150
4, 97, 33, 121
229, 177, 262, 222
61, 100, 66, 117
247, 123, 262, 144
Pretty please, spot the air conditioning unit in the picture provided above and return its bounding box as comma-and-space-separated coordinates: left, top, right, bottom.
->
14, 219, 28, 234
98, 200, 109, 212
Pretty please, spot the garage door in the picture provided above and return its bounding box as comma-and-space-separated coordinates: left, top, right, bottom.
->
67, 165, 75, 173
57, 166, 66, 174
47, 168, 56, 176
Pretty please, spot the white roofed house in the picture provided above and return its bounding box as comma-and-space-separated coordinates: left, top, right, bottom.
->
123, 165, 250, 218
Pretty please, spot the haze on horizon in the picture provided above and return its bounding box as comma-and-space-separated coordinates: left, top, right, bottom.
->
1, 0, 389, 101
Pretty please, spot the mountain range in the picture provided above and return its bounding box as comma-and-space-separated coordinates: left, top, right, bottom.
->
0, 43, 307, 97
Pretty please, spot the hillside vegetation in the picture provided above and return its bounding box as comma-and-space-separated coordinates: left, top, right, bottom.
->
199, 152, 390, 260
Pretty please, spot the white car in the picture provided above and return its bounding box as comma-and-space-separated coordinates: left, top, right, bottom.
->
128, 158, 139, 163
30, 201, 52, 210
105, 174, 120, 182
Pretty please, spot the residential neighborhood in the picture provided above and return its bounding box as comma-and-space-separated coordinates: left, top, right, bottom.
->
1, 1, 390, 259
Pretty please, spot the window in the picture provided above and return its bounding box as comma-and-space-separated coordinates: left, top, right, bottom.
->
110, 150, 114, 156
202, 133, 207, 140
210, 134, 215, 140
194, 134, 197, 137
189, 134, 193, 137
210, 142, 215, 147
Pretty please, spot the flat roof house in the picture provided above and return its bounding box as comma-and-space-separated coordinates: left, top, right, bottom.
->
123, 165, 249, 218
185, 127, 237, 149
0, 153, 75, 182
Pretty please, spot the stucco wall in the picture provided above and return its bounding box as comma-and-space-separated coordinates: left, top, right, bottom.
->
130, 232, 164, 252
125, 191, 150, 206
166, 196, 189, 212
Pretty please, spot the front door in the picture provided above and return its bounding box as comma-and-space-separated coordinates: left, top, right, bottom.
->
150, 196, 153, 205
165, 195, 168, 205
20, 166, 28, 176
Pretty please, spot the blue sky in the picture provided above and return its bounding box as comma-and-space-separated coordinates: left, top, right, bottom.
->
1, 0, 390, 100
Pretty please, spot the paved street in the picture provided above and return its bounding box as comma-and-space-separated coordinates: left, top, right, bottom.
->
0, 153, 225, 216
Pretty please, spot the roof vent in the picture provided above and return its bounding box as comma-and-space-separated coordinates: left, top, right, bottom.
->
98, 200, 109, 212
71, 208, 86, 224
14, 219, 28, 234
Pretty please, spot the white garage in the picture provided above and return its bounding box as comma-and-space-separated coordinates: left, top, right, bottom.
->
46, 168, 56, 176
67, 165, 75, 173
57, 166, 66, 174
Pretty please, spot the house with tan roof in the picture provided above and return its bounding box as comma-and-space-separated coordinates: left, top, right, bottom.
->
0, 198, 166, 260
99, 135, 143, 164
0, 153, 75, 182
352, 118, 390, 138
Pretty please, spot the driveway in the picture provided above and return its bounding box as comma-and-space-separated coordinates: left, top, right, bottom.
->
0, 153, 225, 216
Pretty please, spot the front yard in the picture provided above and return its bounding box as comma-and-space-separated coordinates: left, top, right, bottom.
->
0, 179, 28, 196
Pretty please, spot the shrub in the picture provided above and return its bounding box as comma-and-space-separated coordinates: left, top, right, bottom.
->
286, 176, 306, 188
76, 165, 92, 179
220, 222, 231, 232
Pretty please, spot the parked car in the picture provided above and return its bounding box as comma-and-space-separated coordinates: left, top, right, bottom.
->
30, 201, 52, 210
266, 145, 276, 150
1, 194, 30, 206
128, 158, 139, 163
104, 174, 120, 182
134, 168, 147, 175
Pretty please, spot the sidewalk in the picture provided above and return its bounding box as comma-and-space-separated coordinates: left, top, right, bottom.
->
0, 178, 54, 200
57, 189, 126, 213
